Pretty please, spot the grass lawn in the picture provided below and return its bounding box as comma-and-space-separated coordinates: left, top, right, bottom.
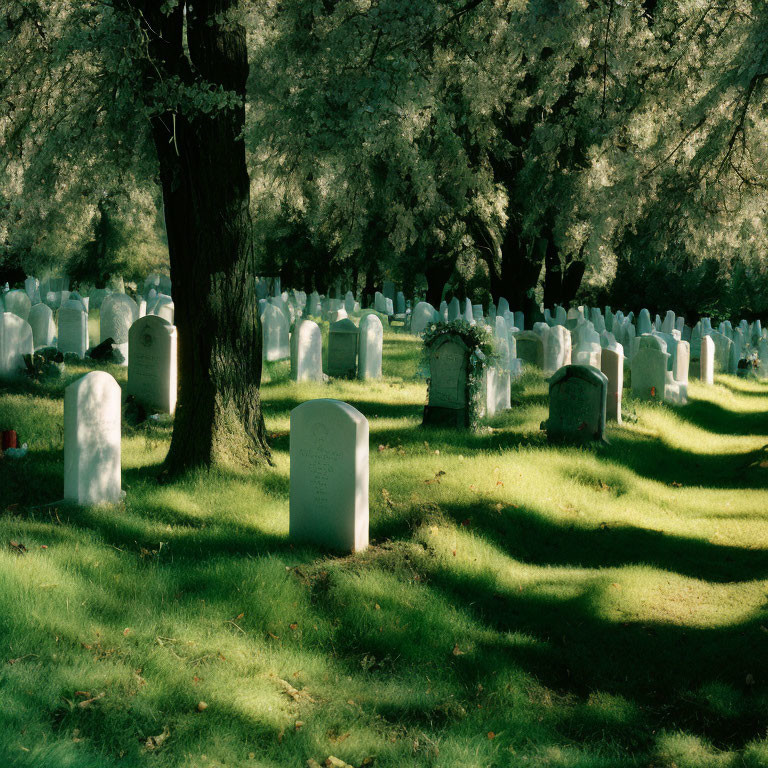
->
1, 315, 767, 767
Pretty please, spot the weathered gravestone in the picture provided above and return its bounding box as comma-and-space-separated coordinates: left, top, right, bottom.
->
447, 297, 460, 321
150, 294, 175, 324
24, 276, 41, 305
423, 335, 472, 428
64, 371, 122, 505
28, 302, 56, 349
289, 399, 369, 553
514, 330, 544, 368
57, 300, 89, 358
100, 294, 139, 362
411, 302, 437, 336
0, 312, 33, 379
327, 318, 359, 378
4, 289, 31, 321
637, 308, 653, 336
631, 335, 684, 403
358, 314, 383, 380
127, 315, 178, 413
482, 365, 511, 418
709, 331, 733, 374
542, 365, 608, 444
543, 325, 571, 374
262, 302, 290, 361
600, 343, 624, 424
290, 319, 323, 382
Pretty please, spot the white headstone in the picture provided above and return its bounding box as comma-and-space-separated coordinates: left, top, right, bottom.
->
289, 399, 368, 553
127, 315, 178, 413
411, 302, 437, 336
4, 289, 31, 320
64, 371, 122, 506
600, 344, 624, 424
28, 302, 56, 349
700, 335, 715, 384
543, 325, 571, 374
290, 319, 323, 382
262, 303, 290, 361
0, 312, 33, 378
100, 294, 139, 362
358, 314, 383, 380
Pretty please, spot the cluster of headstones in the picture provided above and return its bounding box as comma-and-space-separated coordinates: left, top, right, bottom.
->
258, 285, 384, 382
1, 274, 177, 415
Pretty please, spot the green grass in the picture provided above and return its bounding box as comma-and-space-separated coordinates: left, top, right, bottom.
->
1, 316, 768, 767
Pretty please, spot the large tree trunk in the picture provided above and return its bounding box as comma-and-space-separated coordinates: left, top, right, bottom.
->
135, 1, 270, 475
424, 255, 455, 309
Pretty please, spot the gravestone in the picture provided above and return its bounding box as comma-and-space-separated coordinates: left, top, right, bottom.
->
374, 292, 388, 314
307, 292, 322, 316
127, 315, 178, 413
600, 343, 624, 424
24, 277, 41, 305
4, 289, 31, 320
514, 330, 544, 368
150, 294, 174, 324
631, 335, 669, 401
358, 314, 383, 380
543, 365, 608, 444
673, 339, 690, 386
411, 302, 437, 335
572, 326, 601, 369
498, 297, 510, 317
700, 335, 715, 384
637, 308, 652, 336
290, 319, 323, 382
89, 288, 111, 310
423, 335, 471, 428
101, 294, 139, 362
482, 365, 511, 417
262, 303, 290, 361
661, 311, 676, 334
514, 311, 525, 331
327, 318, 359, 378
447, 297, 460, 321
28, 302, 56, 349
709, 331, 733, 374
396, 291, 406, 314
0, 312, 33, 379
289, 399, 368, 553
64, 371, 122, 505
463, 299, 474, 324
57, 300, 89, 358
327, 307, 348, 324
344, 291, 356, 315
543, 325, 571, 374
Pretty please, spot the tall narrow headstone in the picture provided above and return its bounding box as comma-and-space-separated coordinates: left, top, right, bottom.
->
600, 344, 624, 424
700, 335, 715, 384
64, 371, 122, 505
101, 294, 139, 362
290, 319, 323, 382
262, 303, 290, 361
358, 314, 383, 380
127, 315, 178, 413
289, 399, 369, 553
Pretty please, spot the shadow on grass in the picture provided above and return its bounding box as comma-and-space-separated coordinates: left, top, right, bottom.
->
674, 398, 768, 437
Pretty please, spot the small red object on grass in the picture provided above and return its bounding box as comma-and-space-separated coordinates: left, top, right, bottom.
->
1, 430, 17, 450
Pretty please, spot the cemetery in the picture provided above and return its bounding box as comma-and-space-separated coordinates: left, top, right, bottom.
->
1, 280, 768, 768
3, 3, 768, 767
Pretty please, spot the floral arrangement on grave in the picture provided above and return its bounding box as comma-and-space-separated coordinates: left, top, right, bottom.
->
421, 320, 498, 429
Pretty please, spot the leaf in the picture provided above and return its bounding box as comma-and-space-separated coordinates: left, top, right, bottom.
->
9, 540, 27, 554
78, 692, 105, 708
452, 644, 464, 656
144, 726, 170, 751
487, 731, 496, 739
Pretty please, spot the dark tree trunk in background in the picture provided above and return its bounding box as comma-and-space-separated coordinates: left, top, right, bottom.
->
561, 256, 586, 307
499, 232, 543, 319
133, 1, 270, 475
543, 238, 563, 307
424, 255, 455, 309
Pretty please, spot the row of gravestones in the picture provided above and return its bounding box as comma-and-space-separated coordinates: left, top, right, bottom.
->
61, 373, 368, 555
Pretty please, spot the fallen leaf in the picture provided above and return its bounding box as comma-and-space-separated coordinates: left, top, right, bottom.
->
123, 628, 131, 636
452, 644, 464, 656
487, 731, 496, 739
144, 726, 170, 751
295, 720, 304, 730
197, 701, 208, 711
78, 692, 105, 708
325, 757, 355, 768
289, 623, 298, 631
9, 540, 27, 554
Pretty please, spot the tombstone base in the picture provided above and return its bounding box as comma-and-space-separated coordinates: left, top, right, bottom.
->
422, 405, 470, 429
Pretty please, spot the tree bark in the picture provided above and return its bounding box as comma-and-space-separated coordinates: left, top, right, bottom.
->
424, 255, 455, 309
133, 1, 270, 474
